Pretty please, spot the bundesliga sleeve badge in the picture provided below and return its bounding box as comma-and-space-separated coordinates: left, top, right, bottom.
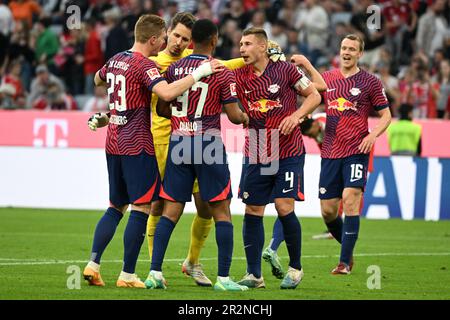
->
146, 68, 161, 80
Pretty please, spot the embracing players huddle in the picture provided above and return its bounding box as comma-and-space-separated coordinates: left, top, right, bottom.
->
83, 12, 391, 291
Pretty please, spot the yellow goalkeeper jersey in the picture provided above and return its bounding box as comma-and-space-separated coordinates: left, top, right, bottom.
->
149, 50, 245, 144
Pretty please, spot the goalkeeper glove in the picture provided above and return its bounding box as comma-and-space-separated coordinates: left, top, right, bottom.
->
88, 112, 110, 131
267, 40, 286, 62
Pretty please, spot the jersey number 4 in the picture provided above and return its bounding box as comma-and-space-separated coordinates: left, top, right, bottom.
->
172, 81, 208, 118
107, 73, 127, 111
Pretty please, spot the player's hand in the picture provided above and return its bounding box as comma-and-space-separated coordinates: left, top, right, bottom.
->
192, 59, 224, 82
299, 114, 312, 124
241, 112, 249, 128
88, 112, 109, 131
290, 54, 311, 69
267, 40, 286, 62
209, 59, 225, 73
359, 132, 376, 154
279, 113, 301, 135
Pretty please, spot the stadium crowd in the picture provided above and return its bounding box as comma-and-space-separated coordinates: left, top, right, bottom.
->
0, 0, 449, 118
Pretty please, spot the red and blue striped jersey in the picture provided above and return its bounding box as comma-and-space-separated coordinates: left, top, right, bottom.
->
98, 50, 166, 155
321, 68, 389, 159
165, 54, 237, 136
234, 61, 306, 163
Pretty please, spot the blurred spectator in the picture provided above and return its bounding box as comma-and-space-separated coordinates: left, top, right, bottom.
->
399, 54, 440, 118
175, 0, 197, 13
9, 0, 41, 29
387, 103, 422, 156
383, 0, 417, 67
434, 59, 450, 118
270, 20, 288, 52
84, 19, 104, 96
0, 82, 17, 109
103, 7, 129, 61
375, 59, 401, 112
196, 1, 218, 24
216, 19, 239, 59
7, 21, 35, 91
1, 59, 26, 108
83, 86, 108, 112
246, 9, 272, 38
122, 0, 144, 44
32, 81, 77, 110
277, 0, 302, 29
162, 1, 179, 25
416, 0, 449, 59
33, 16, 60, 73
0, 3, 14, 70
350, 0, 386, 68
27, 64, 64, 108
297, 0, 330, 65
85, 0, 113, 23
58, 28, 85, 95
221, 0, 251, 30
284, 27, 301, 55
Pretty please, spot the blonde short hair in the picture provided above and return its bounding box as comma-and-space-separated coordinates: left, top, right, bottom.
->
134, 14, 166, 44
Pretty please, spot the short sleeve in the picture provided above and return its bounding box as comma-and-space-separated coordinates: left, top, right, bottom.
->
98, 62, 108, 82
370, 77, 390, 111
141, 59, 166, 91
289, 64, 312, 91
220, 69, 238, 104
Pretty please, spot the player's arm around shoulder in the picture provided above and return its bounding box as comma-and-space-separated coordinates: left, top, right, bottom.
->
152, 59, 225, 101
290, 54, 327, 92
279, 73, 322, 136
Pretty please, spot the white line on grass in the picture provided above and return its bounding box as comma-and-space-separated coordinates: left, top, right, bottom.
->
0, 252, 449, 266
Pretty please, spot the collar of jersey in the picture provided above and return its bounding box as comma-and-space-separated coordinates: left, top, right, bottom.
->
187, 54, 209, 60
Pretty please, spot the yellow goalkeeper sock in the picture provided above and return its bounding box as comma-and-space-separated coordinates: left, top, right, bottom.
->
187, 215, 213, 264
146, 215, 161, 259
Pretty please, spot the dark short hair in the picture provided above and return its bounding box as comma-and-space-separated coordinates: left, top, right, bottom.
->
170, 12, 196, 31
300, 117, 315, 134
192, 19, 218, 45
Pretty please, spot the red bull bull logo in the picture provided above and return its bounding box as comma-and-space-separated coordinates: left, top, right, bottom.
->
328, 97, 357, 112
248, 99, 282, 113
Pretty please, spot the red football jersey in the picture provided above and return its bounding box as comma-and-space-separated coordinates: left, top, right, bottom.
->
321, 68, 389, 159
99, 50, 166, 155
165, 54, 237, 136
234, 61, 310, 163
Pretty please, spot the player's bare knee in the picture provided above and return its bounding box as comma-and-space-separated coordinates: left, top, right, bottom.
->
342, 188, 362, 213
131, 203, 151, 215
320, 200, 339, 222
245, 205, 264, 216
111, 205, 128, 214
274, 200, 294, 216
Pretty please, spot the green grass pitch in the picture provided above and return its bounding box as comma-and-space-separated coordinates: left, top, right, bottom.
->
0, 208, 449, 300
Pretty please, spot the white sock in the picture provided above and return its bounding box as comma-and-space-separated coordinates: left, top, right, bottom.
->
217, 276, 230, 282
151, 270, 163, 279
119, 271, 135, 281
87, 261, 100, 272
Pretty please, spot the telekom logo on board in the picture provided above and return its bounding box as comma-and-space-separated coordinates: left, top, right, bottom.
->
33, 119, 69, 148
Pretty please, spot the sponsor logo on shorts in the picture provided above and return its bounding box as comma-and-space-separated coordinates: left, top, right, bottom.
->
319, 187, 327, 194
243, 192, 249, 199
